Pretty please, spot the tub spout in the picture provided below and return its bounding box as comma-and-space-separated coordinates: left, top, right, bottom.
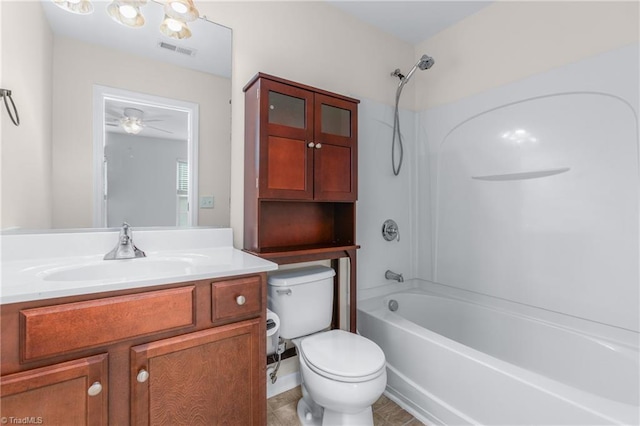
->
385, 270, 404, 283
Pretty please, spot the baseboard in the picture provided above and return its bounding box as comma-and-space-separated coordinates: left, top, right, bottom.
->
266, 370, 301, 399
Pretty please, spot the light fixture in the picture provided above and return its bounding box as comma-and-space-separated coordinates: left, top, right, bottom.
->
52, 0, 94, 15
159, 0, 199, 39
164, 0, 199, 22
159, 15, 192, 39
120, 108, 144, 134
107, 0, 147, 28
52, 0, 203, 38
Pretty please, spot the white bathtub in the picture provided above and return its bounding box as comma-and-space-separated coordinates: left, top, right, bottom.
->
357, 283, 639, 425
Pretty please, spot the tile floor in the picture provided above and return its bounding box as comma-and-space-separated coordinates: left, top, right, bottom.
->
267, 386, 425, 426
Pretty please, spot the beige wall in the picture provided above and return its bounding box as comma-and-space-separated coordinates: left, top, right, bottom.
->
414, 1, 639, 111
52, 36, 231, 228
200, 1, 415, 247
1, 1, 53, 229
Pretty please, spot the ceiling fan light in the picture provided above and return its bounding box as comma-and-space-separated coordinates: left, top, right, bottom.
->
121, 117, 144, 134
164, 0, 199, 22
107, 1, 145, 28
52, 0, 94, 15
160, 16, 192, 39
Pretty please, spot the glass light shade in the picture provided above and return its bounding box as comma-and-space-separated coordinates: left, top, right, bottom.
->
107, 1, 146, 28
52, 0, 94, 15
160, 16, 192, 39
164, 0, 199, 22
121, 118, 143, 134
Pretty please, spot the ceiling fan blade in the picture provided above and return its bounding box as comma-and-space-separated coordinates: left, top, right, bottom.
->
105, 108, 123, 118
105, 122, 119, 127
146, 125, 174, 134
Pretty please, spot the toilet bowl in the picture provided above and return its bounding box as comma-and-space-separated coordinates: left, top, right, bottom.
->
294, 330, 387, 426
267, 266, 388, 426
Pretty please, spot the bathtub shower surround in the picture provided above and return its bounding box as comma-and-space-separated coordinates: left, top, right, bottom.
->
421, 44, 639, 332
359, 45, 639, 425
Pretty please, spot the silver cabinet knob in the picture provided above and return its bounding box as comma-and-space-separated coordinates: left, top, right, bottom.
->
236, 295, 246, 306
315, 143, 322, 149
87, 381, 103, 396
307, 142, 315, 148
137, 369, 149, 383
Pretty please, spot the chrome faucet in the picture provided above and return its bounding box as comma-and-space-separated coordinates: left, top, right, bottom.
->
385, 270, 404, 283
104, 222, 146, 260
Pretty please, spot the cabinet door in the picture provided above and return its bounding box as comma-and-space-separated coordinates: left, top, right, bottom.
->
0, 354, 108, 425
259, 79, 314, 200
313, 93, 357, 201
131, 318, 263, 426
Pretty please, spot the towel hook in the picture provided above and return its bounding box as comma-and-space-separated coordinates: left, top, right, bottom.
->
1, 88, 20, 126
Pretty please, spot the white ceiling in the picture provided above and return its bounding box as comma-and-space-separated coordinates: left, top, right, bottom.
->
326, 1, 492, 45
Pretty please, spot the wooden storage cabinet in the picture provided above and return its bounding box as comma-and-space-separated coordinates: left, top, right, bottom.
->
0, 274, 267, 425
244, 73, 359, 253
245, 75, 357, 202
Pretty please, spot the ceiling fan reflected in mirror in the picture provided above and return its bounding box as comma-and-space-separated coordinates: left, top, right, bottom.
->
106, 107, 173, 135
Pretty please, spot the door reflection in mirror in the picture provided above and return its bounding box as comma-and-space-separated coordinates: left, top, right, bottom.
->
94, 86, 199, 228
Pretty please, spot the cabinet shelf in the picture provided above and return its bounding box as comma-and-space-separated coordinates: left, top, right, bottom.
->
246, 243, 360, 258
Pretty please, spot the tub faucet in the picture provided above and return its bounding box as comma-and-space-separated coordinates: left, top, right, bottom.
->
104, 222, 146, 260
385, 270, 404, 283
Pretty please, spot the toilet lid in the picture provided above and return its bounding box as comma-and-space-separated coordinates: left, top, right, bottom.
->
300, 330, 386, 379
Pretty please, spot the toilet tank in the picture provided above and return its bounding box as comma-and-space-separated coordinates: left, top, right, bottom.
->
267, 266, 335, 339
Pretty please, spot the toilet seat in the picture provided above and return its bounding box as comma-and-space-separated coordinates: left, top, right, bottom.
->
300, 330, 386, 383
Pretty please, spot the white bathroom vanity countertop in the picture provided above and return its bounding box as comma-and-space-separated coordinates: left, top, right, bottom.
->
0, 228, 278, 304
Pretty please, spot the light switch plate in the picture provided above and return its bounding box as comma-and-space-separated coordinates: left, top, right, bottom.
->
200, 196, 214, 209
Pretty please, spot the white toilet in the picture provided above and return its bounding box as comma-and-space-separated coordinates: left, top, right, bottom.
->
267, 266, 387, 426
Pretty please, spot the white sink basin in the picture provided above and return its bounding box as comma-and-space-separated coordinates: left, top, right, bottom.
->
41, 259, 194, 282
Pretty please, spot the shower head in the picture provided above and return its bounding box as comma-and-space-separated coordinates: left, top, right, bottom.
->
418, 54, 435, 70
396, 53, 435, 88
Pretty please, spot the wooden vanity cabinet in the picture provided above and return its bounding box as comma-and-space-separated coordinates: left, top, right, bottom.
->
1, 354, 108, 425
131, 320, 261, 425
0, 274, 267, 425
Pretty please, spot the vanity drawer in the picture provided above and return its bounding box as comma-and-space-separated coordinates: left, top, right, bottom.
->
212, 277, 262, 322
21, 286, 195, 361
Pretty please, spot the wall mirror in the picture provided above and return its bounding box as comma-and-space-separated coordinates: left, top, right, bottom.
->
1, 0, 232, 231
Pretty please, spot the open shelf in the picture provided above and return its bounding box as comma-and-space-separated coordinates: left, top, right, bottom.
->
247, 201, 355, 253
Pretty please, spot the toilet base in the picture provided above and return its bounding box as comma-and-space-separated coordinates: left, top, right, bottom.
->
297, 398, 322, 426
297, 398, 374, 426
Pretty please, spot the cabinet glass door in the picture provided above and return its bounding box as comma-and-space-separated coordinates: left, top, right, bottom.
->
321, 104, 351, 137
268, 91, 306, 129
